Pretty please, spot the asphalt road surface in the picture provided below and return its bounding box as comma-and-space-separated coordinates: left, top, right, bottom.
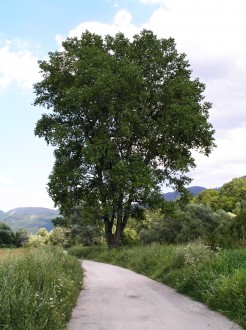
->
67, 260, 243, 330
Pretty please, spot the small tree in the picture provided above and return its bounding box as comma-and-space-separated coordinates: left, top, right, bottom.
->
49, 227, 70, 247
33, 30, 215, 248
0, 222, 15, 247
218, 177, 246, 213
194, 189, 220, 211
15, 228, 29, 247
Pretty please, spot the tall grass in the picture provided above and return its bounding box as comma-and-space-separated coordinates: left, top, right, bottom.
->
68, 243, 246, 329
0, 246, 83, 330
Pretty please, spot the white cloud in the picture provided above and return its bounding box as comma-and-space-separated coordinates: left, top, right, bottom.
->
0, 186, 55, 212
0, 176, 13, 185
139, 0, 165, 4
114, 9, 132, 26
143, 0, 246, 59
0, 39, 40, 92
56, 9, 140, 45
190, 126, 246, 188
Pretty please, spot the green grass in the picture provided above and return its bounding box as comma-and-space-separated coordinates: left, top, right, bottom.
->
0, 246, 83, 330
68, 243, 246, 329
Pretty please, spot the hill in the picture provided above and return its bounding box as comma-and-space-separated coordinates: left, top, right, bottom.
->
163, 186, 207, 201
0, 207, 59, 233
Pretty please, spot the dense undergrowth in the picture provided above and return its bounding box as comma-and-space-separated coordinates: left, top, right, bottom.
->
0, 246, 83, 330
68, 243, 246, 329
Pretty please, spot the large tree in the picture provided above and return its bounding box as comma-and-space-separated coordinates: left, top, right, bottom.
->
34, 30, 215, 248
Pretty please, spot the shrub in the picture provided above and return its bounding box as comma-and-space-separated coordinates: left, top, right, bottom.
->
15, 229, 29, 247
48, 226, 70, 247
121, 227, 139, 246
0, 222, 15, 247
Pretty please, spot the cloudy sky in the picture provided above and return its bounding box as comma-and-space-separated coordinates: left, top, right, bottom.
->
0, 0, 245, 211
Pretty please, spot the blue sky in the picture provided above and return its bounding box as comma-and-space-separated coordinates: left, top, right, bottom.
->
1, 0, 246, 211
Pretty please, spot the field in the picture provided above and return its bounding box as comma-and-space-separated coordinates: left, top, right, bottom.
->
68, 243, 246, 329
0, 247, 30, 259
0, 246, 83, 330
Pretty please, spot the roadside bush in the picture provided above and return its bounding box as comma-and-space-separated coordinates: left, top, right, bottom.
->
121, 227, 139, 246
138, 210, 183, 245
169, 241, 213, 269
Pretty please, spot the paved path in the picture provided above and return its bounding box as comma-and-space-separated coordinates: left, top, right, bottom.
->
67, 260, 243, 330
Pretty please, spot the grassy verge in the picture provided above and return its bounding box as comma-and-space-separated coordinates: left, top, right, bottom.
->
0, 246, 83, 330
68, 243, 246, 329
0, 247, 31, 260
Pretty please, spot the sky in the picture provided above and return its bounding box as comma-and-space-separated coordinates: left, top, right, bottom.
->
0, 0, 246, 212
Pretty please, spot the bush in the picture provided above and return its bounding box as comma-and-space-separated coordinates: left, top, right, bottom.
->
15, 229, 29, 247
26, 234, 47, 247
121, 227, 139, 246
0, 222, 15, 247
49, 227, 70, 247
138, 205, 234, 247
138, 210, 183, 245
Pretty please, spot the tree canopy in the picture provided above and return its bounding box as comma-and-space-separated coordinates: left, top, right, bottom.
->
0, 222, 15, 247
33, 30, 215, 248
195, 177, 246, 213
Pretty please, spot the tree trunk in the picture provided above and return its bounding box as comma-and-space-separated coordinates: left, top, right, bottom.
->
104, 217, 124, 249
104, 197, 131, 249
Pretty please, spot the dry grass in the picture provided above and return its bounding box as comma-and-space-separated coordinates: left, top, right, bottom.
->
0, 248, 30, 260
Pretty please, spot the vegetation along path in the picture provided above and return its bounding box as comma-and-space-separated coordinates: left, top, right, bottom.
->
67, 260, 242, 330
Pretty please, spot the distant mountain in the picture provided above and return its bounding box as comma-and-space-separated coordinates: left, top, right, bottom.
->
163, 186, 207, 201
0, 210, 6, 221
0, 207, 59, 233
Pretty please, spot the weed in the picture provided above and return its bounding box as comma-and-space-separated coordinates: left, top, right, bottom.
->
0, 246, 83, 330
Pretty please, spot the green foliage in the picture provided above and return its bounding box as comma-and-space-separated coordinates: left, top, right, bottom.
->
170, 241, 213, 269
37, 227, 49, 237
33, 29, 215, 248
176, 204, 229, 246
139, 212, 183, 245
120, 227, 139, 246
0, 246, 83, 330
0, 222, 15, 247
25, 213, 103, 248
14, 228, 29, 247
219, 178, 246, 213
48, 227, 70, 247
137, 205, 235, 248
52, 216, 69, 227
58, 207, 104, 247
69, 244, 246, 328
231, 202, 246, 244
195, 177, 246, 214
194, 189, 220, 210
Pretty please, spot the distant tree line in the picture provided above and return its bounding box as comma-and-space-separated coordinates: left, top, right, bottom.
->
49, 177, 246, 249
0, 223, 29, 248
1, 177, 245, 249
